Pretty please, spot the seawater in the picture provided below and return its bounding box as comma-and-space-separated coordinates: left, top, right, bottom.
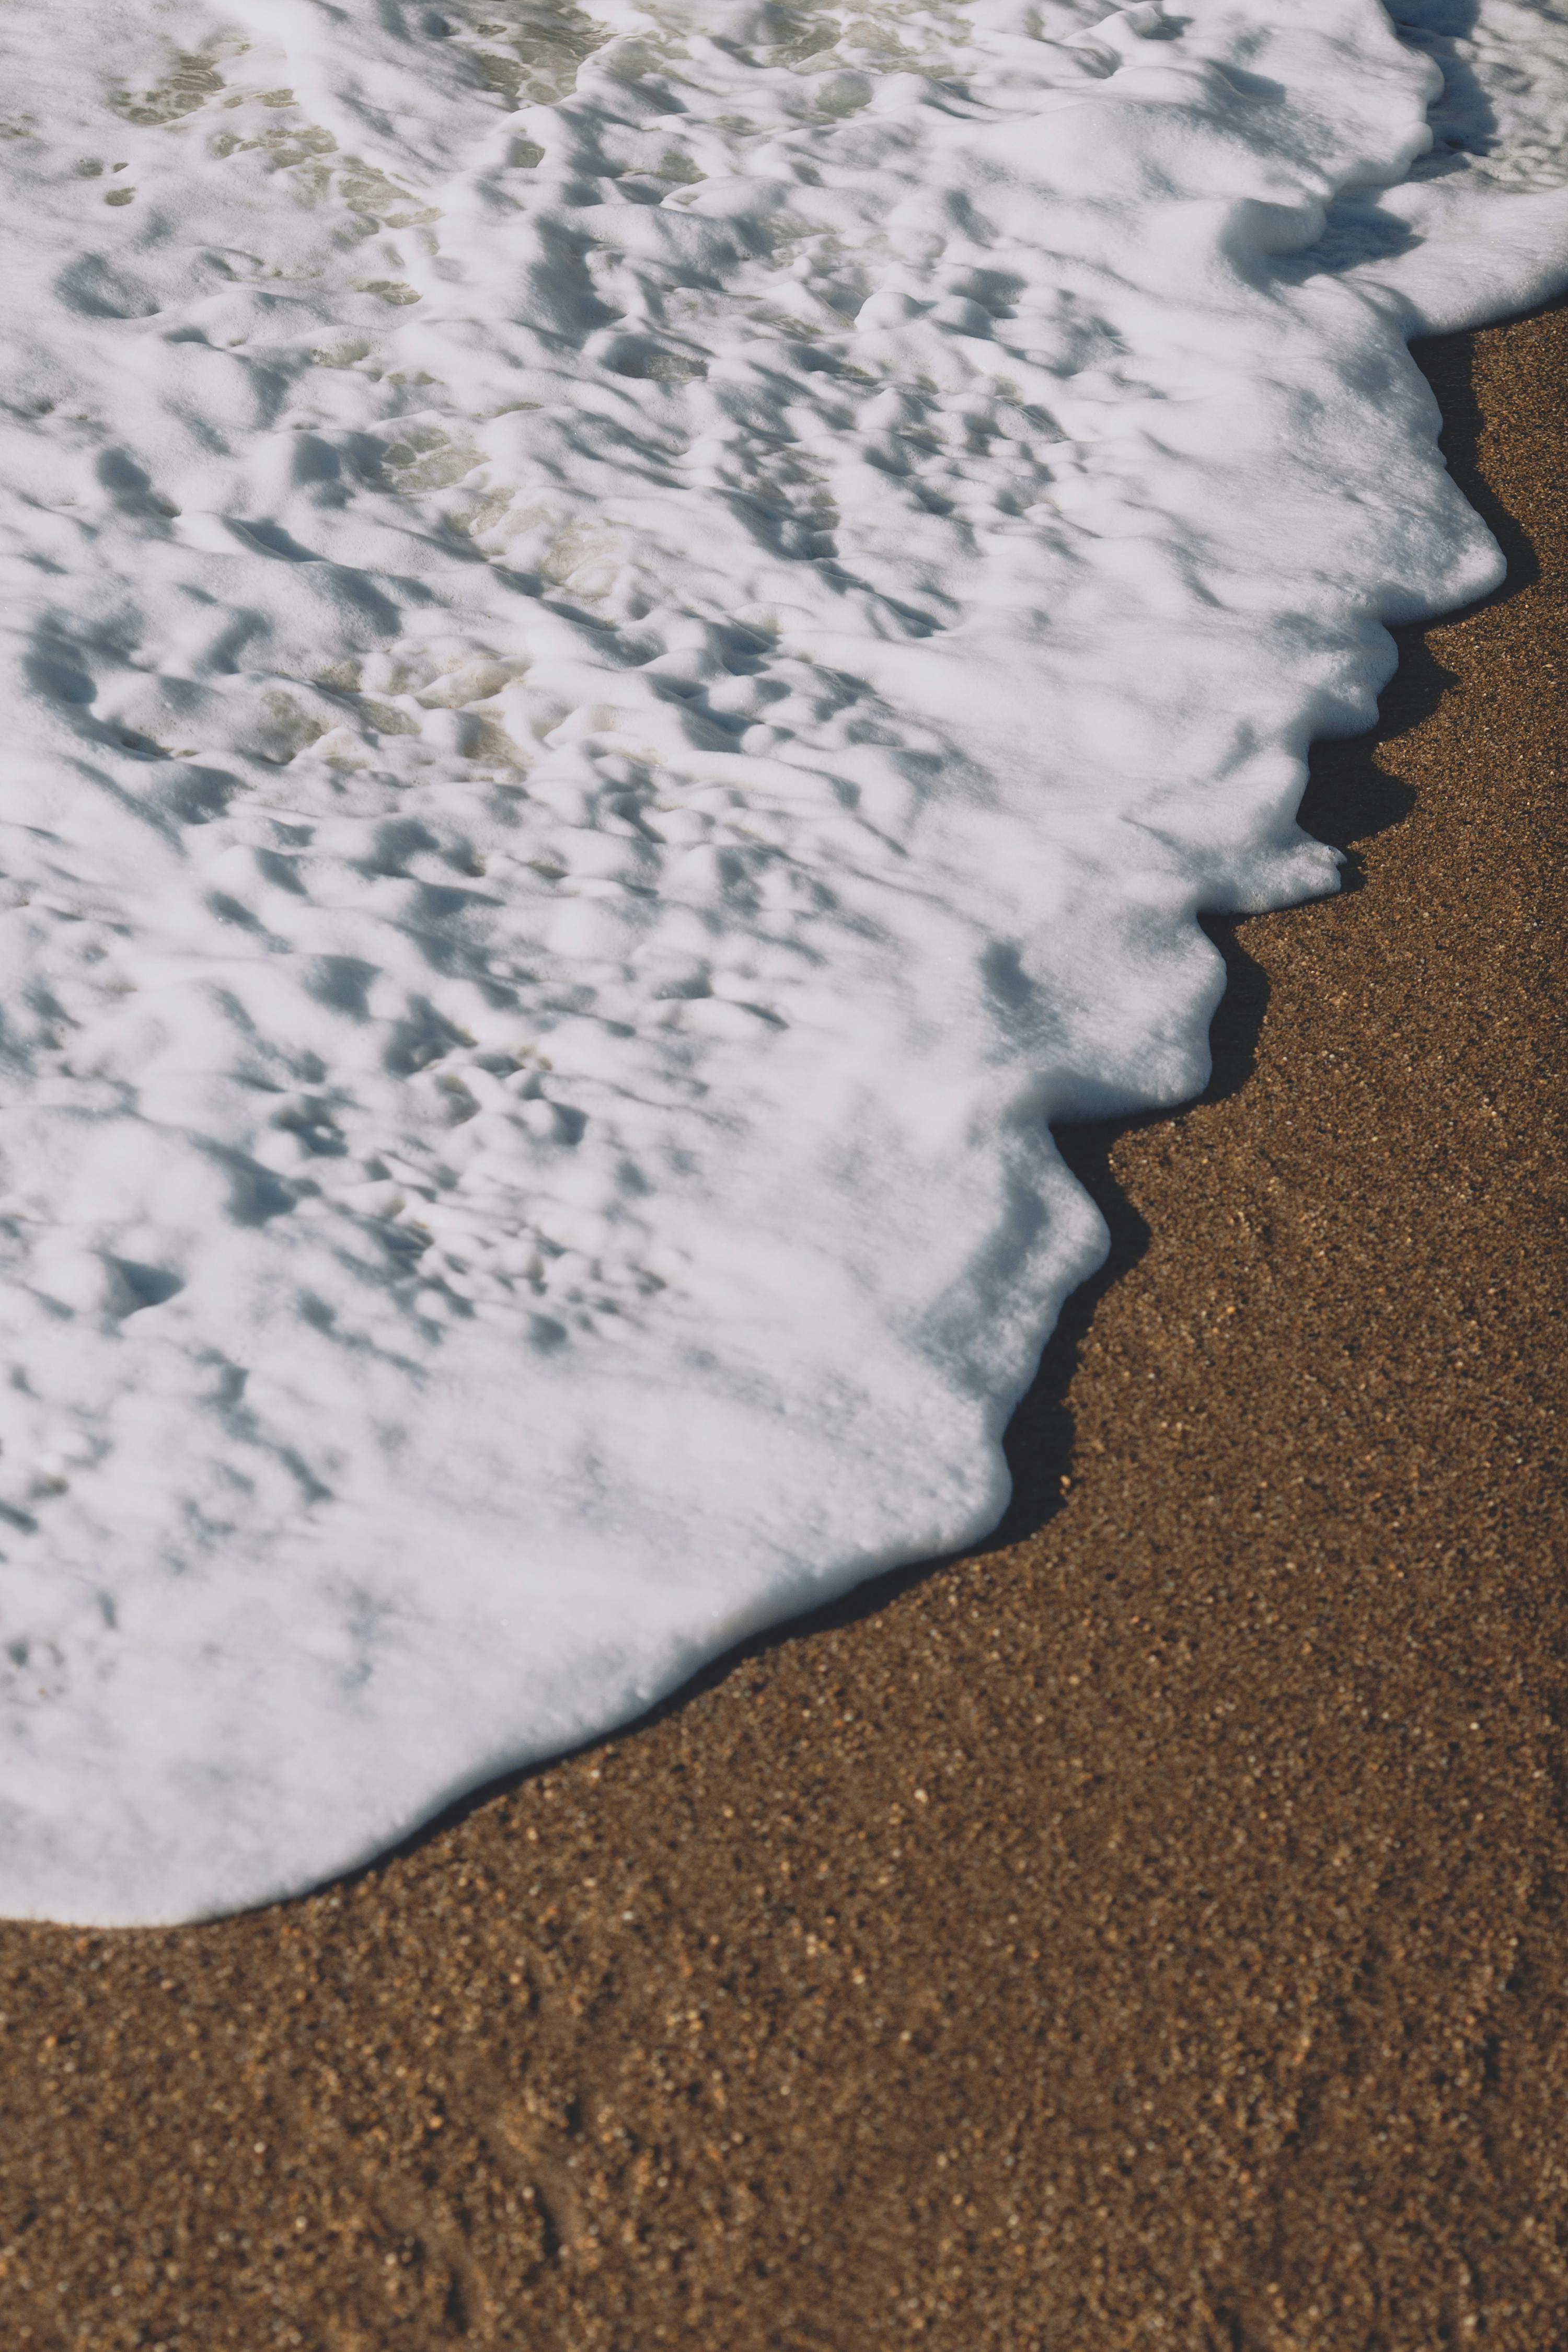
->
0, 0, 1563, 1921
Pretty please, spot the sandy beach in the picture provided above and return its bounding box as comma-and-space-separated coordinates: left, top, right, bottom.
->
0, 286, 1563, 2350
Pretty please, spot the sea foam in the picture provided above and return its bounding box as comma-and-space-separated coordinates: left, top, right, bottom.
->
0, 0, 1563, 1921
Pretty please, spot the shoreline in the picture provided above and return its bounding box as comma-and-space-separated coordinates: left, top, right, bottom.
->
2, 299, 1565, 2348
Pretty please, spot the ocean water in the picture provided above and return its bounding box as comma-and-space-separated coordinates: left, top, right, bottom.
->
0, 0, 1564, 1923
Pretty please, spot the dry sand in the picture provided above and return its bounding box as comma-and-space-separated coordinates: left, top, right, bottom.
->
0, 298, 1564, 2352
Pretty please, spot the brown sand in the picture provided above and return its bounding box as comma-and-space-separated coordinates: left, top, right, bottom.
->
1, 301, 1565, 2352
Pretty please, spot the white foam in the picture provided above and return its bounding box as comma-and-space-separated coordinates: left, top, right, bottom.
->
0, 0, 1563, 1922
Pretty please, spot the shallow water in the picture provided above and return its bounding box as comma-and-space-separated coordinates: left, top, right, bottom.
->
0, 0, 1564, 1921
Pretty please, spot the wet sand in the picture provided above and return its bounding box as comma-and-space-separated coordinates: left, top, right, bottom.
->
1, 299, 1565, 2351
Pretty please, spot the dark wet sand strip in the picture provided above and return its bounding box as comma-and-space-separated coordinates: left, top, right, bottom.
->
1, 301, 1565, 2352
